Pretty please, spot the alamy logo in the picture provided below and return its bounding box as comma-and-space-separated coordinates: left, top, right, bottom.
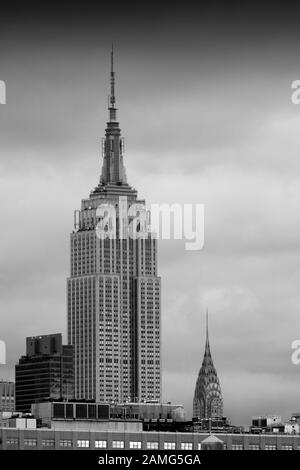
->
291, 340, 300, 365
0, 340, 6, 364
92, 196, 205, 251
0, 80, 6, 104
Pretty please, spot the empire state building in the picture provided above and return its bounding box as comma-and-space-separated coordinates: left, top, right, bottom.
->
67, 50, 161, 403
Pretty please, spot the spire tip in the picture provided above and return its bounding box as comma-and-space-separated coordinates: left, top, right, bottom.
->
206, 308, 209, 339
111, 44, 114, 73
109, 46, 116, 117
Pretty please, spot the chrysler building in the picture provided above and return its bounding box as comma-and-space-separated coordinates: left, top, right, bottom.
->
67, 49, 161, 403
193, 312, 223, 419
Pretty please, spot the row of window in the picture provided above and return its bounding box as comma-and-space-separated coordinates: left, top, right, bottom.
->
6, 439, 181, 449
232, 444, 294, 450
5, 438, 297, 450
77, 440, 190, 449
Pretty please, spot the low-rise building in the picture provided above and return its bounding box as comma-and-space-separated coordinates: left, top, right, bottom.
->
0, 412, 36, 429
110, 401, 186, 422
252, 415, 282, 428
0, 426, 300, 450
251, 415, 284, 433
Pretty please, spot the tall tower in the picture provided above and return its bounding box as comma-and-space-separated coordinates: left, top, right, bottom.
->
193, 312, 223, 419
67, 49, 161, 403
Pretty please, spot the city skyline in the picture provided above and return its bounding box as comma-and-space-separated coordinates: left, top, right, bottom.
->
1, 3, 300, 425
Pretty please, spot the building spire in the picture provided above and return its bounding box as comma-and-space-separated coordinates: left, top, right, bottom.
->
192, 310, 223, 420
205, 308, 210, 356
97, 47, 128, 187
206, 308, 209, 341
109, 44, 117, 121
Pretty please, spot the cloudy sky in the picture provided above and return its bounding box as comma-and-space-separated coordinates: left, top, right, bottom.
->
1, 3, 300, 424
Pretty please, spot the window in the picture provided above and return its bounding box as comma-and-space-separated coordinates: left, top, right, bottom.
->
6, 438, 18, 446
282, 445, 293, 450
130, 441, 142, 449
95, 440, 107, 449
42, 439, 55, 448
181, 443, 193, 450
24, 439, 37, 447
249, 444, 260, 450
232, 444, 243, 450
112, 441, 124, 449
147, 442, 159, 449
77, 440, 90, 448
265, 445, 277, 450
53, 403, 65, 418
198, 443, 202, 450
60, 440, 72, 448
164, 442, 176, 450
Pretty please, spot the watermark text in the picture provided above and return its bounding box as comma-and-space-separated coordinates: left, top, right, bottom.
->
92, 197, 204, 251
0, 80, 6, 104
291, 340, 300, 365
0, 340, 6, 364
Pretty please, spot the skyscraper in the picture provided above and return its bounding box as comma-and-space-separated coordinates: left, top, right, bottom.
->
0, 381, 14, 412
193, 312, 223, 420
15, 334, 74, 413
67, 49, 161, 403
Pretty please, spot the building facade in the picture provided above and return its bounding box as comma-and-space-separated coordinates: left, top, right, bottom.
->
15, 334, 74, 413
1, 426, 300, 451
110, 402, 186, 422
0, 381, 14, 412
67, 50, 161, 403
31, 400, 185, 426
193, 313, 223, 419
